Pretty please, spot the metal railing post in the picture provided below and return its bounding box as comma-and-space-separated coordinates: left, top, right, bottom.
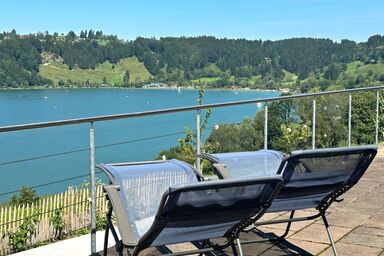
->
312, 99, 316, 149
376, 91, 380, 144
348, 94, 352, 147
196, 110, 202, 175
89, 122, 97, 255
264, 103, 268, 150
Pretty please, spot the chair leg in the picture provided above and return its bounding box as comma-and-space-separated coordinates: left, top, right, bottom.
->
199, 240, 208, 256
104, 206, 112, 256
103, 223, 110, 256
236, 238, 244, 256
270, 210, 295, 242
105, 205, 124, 256
321, 214, 338, 256
115, 240, 124, 256
231, 242, 239, 256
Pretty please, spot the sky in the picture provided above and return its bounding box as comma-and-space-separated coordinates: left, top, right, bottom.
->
0, 0, 383, 42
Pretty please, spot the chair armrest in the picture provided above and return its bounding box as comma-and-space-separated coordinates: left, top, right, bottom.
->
104, 185, 138, 246
212, 163, 232, 179
197, 153, 232, 179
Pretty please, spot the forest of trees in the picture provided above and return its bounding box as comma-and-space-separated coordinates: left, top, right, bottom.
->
1, 30, 384, 91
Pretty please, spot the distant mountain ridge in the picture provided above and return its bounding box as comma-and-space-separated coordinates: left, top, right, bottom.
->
0, 30, 383, 91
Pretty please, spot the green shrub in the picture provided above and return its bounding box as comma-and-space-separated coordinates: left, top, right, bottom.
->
7, 215, 40, 252
50, 209, 66, 240
96, 212, 107, 231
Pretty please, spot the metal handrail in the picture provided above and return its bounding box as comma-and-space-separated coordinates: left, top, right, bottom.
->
1, 85, 383, 133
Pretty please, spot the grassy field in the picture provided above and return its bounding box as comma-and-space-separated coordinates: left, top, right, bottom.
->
346, 61, 363, 75
191, 77, 221, 84
358, 63, 384, 76
346, 61, 384, 76
280, 69, 298, 88
39, 57, 152, 85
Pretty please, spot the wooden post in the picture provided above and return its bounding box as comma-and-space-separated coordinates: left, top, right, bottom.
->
83, 188, 86, 226
0, 207, 4, 249
21, 204, 25, 227
8, 206, 11, 230
0, 206, 3, 234
64, 191, 68, 220
70, 188, 74, 230
12, 205, 17, 230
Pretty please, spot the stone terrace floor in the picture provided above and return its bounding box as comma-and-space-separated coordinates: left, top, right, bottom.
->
102, 146, 384, 256
11, 146, 384, 256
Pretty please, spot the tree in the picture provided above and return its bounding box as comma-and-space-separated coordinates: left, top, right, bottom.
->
324, 63, 342, 80
10, 186, 39, 205
88, 29, 95, 39
123, 71, 130, 86
65, 31, 76, 41
143, 53, 159, 75
279, 123, 311, 151
314, 94, 348, 148
10, 29, 16, 38
207, 118, 263, 152
79, 30, 87, 38
351, 92, 376, 145
95, 30, 103, 39
58, 79, 65, 86
367, 35, 384, 48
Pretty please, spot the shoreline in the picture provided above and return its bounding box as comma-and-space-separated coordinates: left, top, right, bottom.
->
0, 84, 285, 93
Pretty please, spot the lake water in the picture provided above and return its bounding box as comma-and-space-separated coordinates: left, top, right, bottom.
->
0, 88, 279, 201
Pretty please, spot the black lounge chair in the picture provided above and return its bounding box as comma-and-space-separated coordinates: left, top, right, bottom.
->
97, 159, 283, 256
200, 145, 377, 255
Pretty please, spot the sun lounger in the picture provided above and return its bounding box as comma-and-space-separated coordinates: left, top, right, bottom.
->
200, 145, 377, 255
97, 159, 283, 256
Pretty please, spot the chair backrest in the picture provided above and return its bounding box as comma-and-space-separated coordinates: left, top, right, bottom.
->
203, 150, 285, 178
136, 176, 283, 251
202, 146, 377, 213
269, 145, 377, 212
98, 159, 199, 242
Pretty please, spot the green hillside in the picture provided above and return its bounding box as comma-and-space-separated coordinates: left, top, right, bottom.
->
358, 63, 384, 76
2, 31, 384, 90
280, 69, 298, 88
346, 61, 384, 76
39, 57, 152, 86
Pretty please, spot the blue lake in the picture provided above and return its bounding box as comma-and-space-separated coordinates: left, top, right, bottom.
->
0, 88, 279, 200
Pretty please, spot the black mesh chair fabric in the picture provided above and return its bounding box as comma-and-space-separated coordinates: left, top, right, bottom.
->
269, 146, 377, 212
142, 177, 282, 248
